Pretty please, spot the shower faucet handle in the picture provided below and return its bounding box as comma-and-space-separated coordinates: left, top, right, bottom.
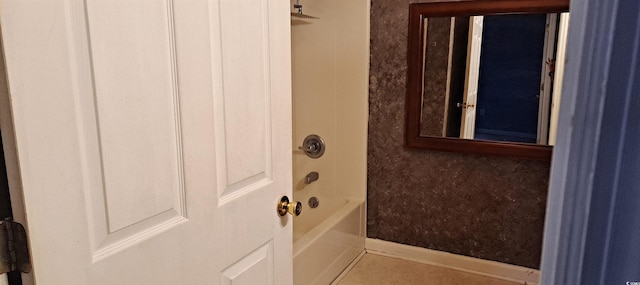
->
297, 134, 325, 159
298, 144, 317, 152
277, 196, 302, 217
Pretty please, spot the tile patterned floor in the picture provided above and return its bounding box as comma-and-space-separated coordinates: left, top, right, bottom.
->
336, 254, 524, 285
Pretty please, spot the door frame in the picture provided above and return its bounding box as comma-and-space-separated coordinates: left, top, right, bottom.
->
536, 13, 559, 145
540, 0, 640, 283
459, 15, 483, 139
0, 31, 32, 285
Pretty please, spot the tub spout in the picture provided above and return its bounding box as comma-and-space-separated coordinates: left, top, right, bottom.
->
304, 171, 319, 184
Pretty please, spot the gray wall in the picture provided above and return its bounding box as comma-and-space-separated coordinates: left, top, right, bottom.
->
367, 0, 551, 269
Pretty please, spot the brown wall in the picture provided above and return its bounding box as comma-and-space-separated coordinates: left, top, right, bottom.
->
367, 0, 551, 269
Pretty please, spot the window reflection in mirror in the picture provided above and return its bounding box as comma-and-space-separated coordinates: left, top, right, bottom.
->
419, 13, 570, 145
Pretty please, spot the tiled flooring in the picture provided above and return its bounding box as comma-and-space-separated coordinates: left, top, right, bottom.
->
336, 254, 524, 285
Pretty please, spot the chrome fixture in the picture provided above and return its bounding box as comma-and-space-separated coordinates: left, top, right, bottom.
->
291, 0, 319, 19
304, 171, 319, 184
308, 197, 320, 208
298, 134, 325, 159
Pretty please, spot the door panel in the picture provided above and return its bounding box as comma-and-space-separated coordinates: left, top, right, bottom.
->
216, 0, 272, 201
76, 0, 188, 258
0, 0, 292, 284
85, 0, 185, 234
221, 241, 274, 285
217, 0, 269, 188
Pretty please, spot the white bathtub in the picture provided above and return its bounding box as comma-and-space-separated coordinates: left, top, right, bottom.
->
293, 199, 365, 285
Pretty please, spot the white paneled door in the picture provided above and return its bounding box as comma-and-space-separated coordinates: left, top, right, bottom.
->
0, 0, 292, 284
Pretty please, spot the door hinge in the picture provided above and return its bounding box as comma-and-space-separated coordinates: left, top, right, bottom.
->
0, 218, 31, 274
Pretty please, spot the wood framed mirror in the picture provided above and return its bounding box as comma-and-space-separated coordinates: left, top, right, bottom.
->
405, 0, 570, 160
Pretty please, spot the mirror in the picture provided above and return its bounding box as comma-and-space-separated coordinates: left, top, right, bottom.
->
405, 0, 570, 160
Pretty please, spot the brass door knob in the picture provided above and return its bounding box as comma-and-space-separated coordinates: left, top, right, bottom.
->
277, 196, 302, 217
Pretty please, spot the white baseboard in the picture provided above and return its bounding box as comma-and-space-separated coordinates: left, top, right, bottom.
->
365, 238, 540, 285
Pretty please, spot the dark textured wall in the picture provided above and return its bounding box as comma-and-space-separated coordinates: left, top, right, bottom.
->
367, 0, 552, 269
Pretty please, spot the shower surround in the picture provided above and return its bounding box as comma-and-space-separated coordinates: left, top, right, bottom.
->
291, 0, 369, 283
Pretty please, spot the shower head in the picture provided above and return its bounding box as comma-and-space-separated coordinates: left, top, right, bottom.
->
291, 12, 319, 20
291, 0, 319, 20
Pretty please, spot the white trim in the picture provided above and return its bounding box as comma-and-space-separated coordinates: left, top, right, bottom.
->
536, 13, 559, 145
365, 238, 540, 285
547, 12, 570, 146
